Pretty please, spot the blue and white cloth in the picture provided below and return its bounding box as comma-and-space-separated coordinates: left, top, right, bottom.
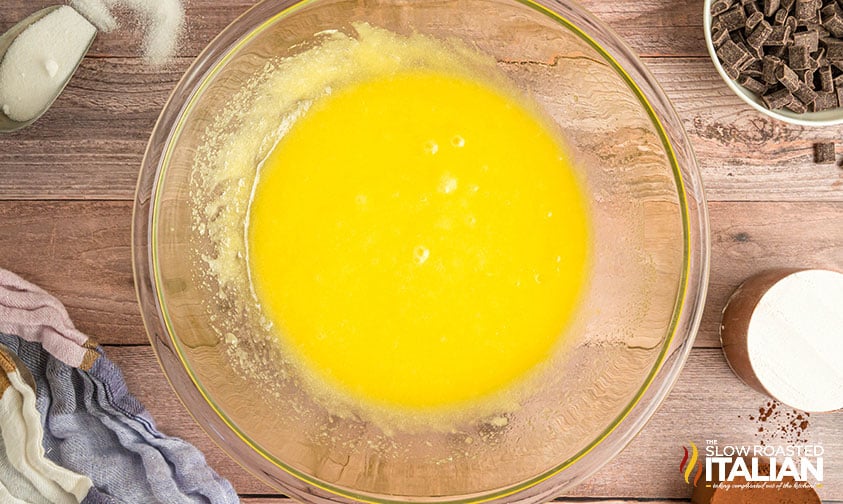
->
0, 268, 239, 504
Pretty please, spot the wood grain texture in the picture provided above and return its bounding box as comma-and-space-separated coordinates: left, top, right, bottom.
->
0, 0, 703, 59
108, 345, 843, 499
1, 11, 843, 200
1, 200, 840, 347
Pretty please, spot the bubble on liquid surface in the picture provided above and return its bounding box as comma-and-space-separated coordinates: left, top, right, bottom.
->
355, 194, 368, 205
424, 141, 439, 155
438, 174, 458, 194
413, 245, 430, 264
451, 135, 465, 148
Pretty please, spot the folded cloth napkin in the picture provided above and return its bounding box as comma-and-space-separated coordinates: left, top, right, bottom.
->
0, 268, 239, 504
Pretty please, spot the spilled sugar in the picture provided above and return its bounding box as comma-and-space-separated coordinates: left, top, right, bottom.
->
71, 0, 184, 65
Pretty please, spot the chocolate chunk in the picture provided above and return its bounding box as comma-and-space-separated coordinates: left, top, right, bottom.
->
800, 67, 816, 82
786, 14, 799, 32
769, 44, 788, 58
819, 64, 834, 90
712, 26, 732, 47
782, 0, 796, 11
712, 0, 735, 15
763, 87, 795, 108
748, 20, 774, 46
795, 0, 819, 21
821, 3, 843, 36
813, 90, 839, 109
747, 10, 765, 30
740, 74, 770, 93
832, 72, 843, 88
774, 7, 789, 23
720, 6, 749, 31
836, 86, 843, 107
765, 24, 792, 44
763, 55, 784, 83
816, 46, 828, 66
815, 142, 835, 163
765, 0, 782, 16
786, 96, 809, 111
794, 80, 819, 102
718, 39, 752, 67
824, 39, 843, 63
725, 64, 742, 79
789, 44, 813, 68
793, 29, 820, 51
777, 62, 803, 89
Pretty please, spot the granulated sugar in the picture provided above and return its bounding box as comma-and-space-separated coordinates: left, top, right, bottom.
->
0, 6, 96, 122
71, 0, 184, 65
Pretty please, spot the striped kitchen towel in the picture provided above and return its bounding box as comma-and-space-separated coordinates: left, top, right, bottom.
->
0, 268, 239, 504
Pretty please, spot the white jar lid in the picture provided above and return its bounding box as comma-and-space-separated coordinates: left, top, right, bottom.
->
721, 269, 843, 413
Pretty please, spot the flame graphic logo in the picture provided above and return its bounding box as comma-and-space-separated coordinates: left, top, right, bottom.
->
679, 442, 703, 487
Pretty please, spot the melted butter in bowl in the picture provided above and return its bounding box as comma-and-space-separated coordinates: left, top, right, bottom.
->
248, 68, 590, 413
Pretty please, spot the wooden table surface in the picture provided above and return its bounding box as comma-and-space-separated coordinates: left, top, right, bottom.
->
2, 1, 842, 502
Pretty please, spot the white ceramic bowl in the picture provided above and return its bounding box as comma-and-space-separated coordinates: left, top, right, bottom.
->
703, 0, 843, 126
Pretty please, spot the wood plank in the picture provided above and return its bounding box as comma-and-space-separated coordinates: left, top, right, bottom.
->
3, 58, 843, 201
107, 345, 843, 499
0, 200, 841, 347
1, 0, 703, 60
0, 200, 140, 343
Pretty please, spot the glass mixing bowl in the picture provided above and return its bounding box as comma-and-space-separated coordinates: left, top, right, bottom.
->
133, 0, 710, 502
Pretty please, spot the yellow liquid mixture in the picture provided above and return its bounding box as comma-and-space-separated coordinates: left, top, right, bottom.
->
248, 70, 589, 410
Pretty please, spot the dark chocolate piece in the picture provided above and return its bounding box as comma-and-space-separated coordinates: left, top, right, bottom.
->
796, 67, 814, 83
774, 7, 789, 23
813, 89, 839, 109
762, 55, 783, 83
765, 0, 782, 16
794, 80, 819, 102
765, 24, 792, 44
725, 64, 742, 79
739, 74, 769, 93
746, 0, 761, 14
747, 10, 765, 30
748, 19, 774, 46
786, 96, 809, 111
793, 29, 820, 51
819, 64, 834, 89
718, 39, 752, 68
795, 0, 818, 20
711, 0, 735, 15
782, 0, 796, 11
786, 14, 799, 32
815, 142, 835, 163
836, 86, 843, 107
776, 62, 803, 89
789, 43, 813, 68
712, 26, 732, 47
721, 6, 749, 31
821, 3, 843, 36
824, 39, 843, 62
763, 87, 795, 108
769, 44, 788, 58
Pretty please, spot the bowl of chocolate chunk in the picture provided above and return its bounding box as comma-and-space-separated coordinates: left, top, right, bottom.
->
705, 0, 843, 125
